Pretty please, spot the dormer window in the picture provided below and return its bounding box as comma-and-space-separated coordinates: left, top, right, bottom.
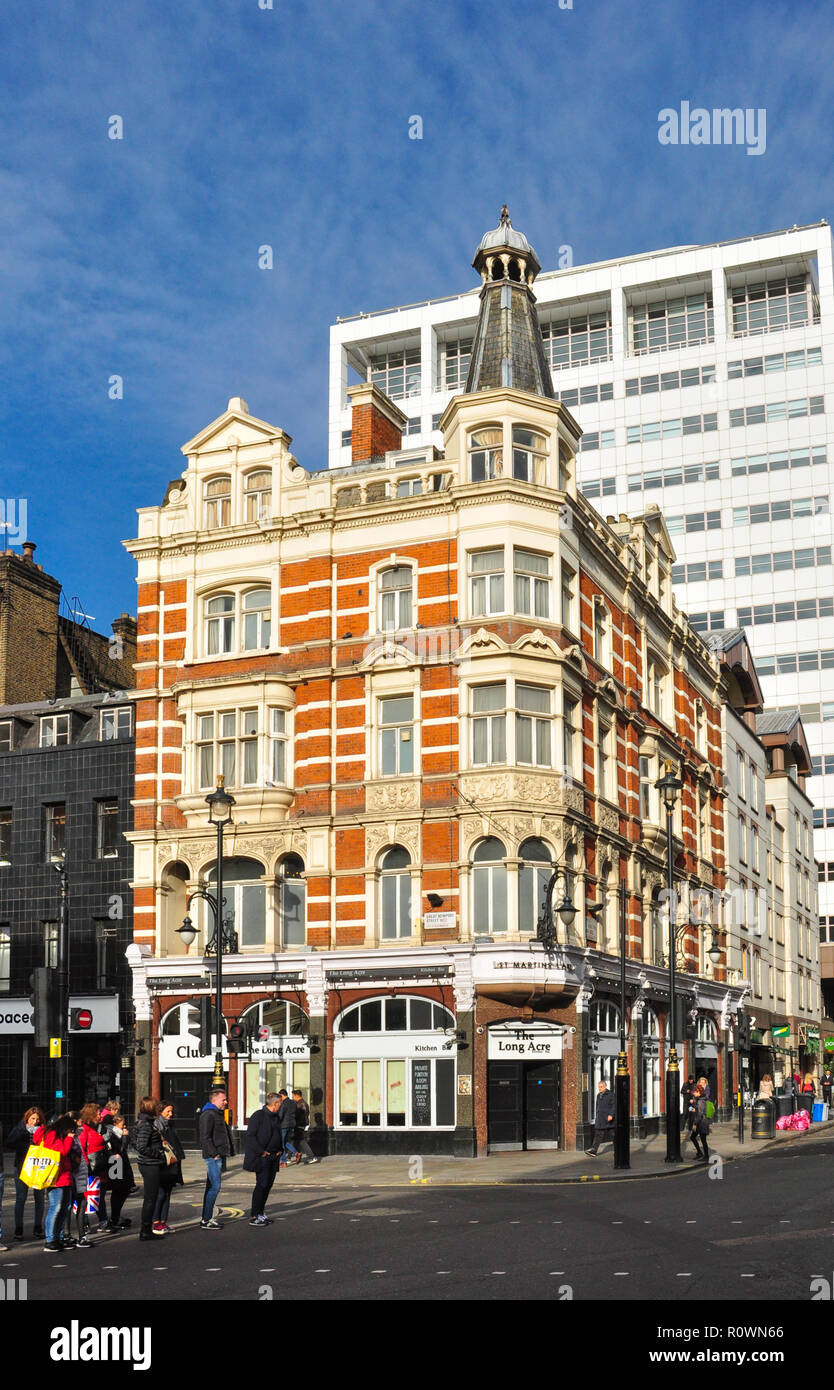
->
469, 427, 503, 482
40, 715, 70, 748
204, 476, 231, 530
512, 426, 546, 483
244, 471, 271, 524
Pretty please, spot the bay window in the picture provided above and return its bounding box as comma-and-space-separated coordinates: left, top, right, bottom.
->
512, 426, 546, 483
516, 684, 552, 766
469, 427, 503, 482
473, 837, 507, 935
562, 696, 579, 778
472, 683, 507, 765
470, 549, 504, 616
513, 547, 549, 617
270, 708, 288, 784
196, 709, 259, 790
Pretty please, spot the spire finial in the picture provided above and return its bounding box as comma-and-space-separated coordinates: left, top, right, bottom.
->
499, 204, 511, 226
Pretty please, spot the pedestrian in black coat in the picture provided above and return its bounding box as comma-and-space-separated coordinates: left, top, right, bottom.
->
585, 1082, 616, 1156
244, 1094, 283, 1225
133, 1097, 166, 1241
153, 1103, 185, 1233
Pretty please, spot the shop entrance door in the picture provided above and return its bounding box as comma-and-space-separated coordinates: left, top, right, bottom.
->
160, 1071, 214, 1148
487, 1060, 562, 1151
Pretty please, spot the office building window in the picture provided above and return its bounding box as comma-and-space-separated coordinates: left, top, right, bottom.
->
627, 413, 717, 445
370, 346, 421, 400
727, 346, 821, 378
672, 560, 724, 583
581, 476, 616, 499
441, 337, 473, 391
579, 430, 615, 451
540, 308, 612, 368
43, 804, 66, 862
625, 365, 716, 395
630, 461, 719, 493
631, 289, 713, 353
737, 598, 834, 628
731, 444, 826, 478
734, 545, 831, 577
96, 800, 119, 859
558, 382, 614, 406
729, 395, 823, 428
730, 273, 819, 337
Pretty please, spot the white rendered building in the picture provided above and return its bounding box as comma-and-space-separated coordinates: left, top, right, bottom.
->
329, 219, 834, 1005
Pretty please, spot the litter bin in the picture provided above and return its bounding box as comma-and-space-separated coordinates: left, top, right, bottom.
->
812, 1101, 828, 1123
751, 1098, 775, 1139
775, 1094, 794, 1120
797, 1094, 813, 1117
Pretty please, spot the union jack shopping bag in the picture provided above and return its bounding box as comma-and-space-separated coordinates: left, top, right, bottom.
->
19, 1142, 61, 1190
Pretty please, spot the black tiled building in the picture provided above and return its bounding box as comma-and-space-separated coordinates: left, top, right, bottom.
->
0, 544, 137, 1128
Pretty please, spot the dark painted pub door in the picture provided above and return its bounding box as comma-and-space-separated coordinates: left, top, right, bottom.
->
487, 1059, 562, 1150
160, 1072, 214, 1148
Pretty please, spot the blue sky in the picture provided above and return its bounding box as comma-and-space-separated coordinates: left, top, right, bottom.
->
1, 0, 833, 628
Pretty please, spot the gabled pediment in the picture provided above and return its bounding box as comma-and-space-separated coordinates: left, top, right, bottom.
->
357, 637, 416, 672
181, 396, 292, 457
511, 628, 562, 659
457, 627, 510, 660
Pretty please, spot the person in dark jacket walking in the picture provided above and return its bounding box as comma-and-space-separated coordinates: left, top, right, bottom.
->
133, 1097, 166, 1241
688, 1084, 712, 1161
822, 1068, 833, 1107
153, 1103, 185, 1234
585, 1081, 616, 1156
292, 1089, 318, 1164
680, 1076, 695, 1133
244, 1093, 283, 1225
199, 1087, 233, 1229
6, 1106, 46, 1241
276, 1089, 299, 1165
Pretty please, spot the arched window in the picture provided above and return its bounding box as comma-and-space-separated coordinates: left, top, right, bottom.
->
207, 857, 265, 949
159, 1000, 218, 1041
642, 1008, 662, 1118
380, 846, 412, 939
590, 1000, 621, 1036
242, 589, 271, 650
337, 996, 455, 1033
204, 476, 231, 529
469, 427, 503, 482
279, 855, 306, 947
695, 1015, 717, 1044
643, 1007, 660, 1038
518, 838, 553, 934
239, 999, 309, 1037
205, 594, 235, 655
650, 888, 666, 965
244, 470, 272, 524
512, 426, 546, 483
379, 566, 413, 631
473, 837, 507, 935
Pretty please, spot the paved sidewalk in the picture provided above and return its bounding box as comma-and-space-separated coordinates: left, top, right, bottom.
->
181, 1115, 834, 1189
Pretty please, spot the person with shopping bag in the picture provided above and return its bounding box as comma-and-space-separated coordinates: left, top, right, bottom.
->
5, 1107, 46, 1243
30, 1114, 78, 1252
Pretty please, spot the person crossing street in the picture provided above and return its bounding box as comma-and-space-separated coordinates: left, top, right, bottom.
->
244, 1093, 283, 1226
585, 1081, 616, 1157
199, 1087, 233, 1229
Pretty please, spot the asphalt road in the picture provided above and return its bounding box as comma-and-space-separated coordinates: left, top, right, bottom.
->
6, 1135, 834, 1302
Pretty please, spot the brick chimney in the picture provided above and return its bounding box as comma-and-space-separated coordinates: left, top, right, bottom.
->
347, 382, 406, 463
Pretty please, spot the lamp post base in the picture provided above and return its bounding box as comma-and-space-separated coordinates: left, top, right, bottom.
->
614, 1059, 630, 1170
665, 1067, 682, 1163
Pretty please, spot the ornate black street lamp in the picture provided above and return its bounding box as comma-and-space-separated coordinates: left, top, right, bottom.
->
614, 879, 630, 1170
656, 760, 684, 1163
536, 867, 577, 952
176, 777, 236, 1089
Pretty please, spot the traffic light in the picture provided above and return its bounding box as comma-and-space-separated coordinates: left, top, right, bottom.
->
737, 1013, 751, 1051
197, 996, 212, 1055
28, 967, 57, 1049
227, 1019, 247, 1056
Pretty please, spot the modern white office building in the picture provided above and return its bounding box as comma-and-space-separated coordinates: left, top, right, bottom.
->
328, 219, 834, 1014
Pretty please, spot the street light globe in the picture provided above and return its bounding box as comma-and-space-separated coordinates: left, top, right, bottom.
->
708, 941, 722, 964
206, 776, 235, 826
557, 897, 576, 928
177, 915, 197, 948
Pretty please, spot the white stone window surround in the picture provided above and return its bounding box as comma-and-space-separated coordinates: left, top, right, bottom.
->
459, 658, 572, 775
367, 554, 418, 638
175, 676, 295, 815
187, 577, 279, 664
365, 844, 422, 946
364, 666, 421, 783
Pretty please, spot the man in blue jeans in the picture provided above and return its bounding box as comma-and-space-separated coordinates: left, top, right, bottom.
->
199, 1087, 232, 1229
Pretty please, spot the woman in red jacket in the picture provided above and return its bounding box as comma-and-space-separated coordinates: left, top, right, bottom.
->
72, 1104, 106, 1247
33, 1114, 77, 1252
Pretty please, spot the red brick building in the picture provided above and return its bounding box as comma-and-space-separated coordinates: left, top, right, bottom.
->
125, 212, 744, 1153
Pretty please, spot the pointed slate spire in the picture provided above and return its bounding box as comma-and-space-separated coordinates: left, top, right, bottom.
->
464, 208, 555, 398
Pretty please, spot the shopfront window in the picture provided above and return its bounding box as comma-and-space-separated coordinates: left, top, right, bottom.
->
239, 999, 311, 1121
334, 996, 456, 1129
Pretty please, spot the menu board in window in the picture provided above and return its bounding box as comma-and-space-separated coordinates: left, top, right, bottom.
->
412, 1060, 432, 1126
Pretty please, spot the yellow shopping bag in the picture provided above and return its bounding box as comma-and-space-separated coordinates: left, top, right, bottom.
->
19, 1142, 61, 1190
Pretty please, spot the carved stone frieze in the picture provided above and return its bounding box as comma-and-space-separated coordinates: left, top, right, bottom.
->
597, 803, 619, 834
364, 819, 421, 866
366, 780, 421, 812
155, 828, 307, 877
459, 770, 582, 814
